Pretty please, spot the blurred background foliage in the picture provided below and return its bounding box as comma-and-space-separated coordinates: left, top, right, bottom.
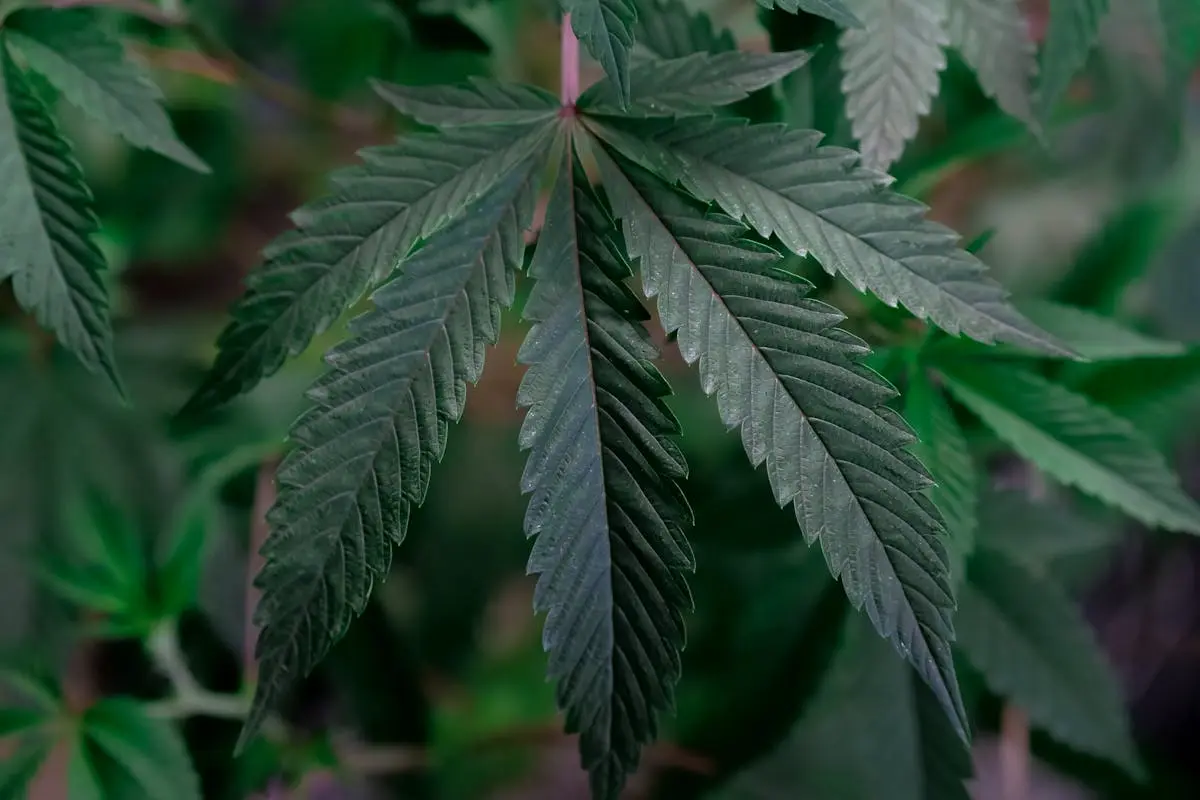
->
3, 0, 1200, 797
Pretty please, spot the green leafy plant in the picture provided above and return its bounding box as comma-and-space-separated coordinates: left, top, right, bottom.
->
2, 0, 1200, 798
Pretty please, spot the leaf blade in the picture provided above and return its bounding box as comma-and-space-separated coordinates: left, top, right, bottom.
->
757, 0, 864, 29
1014, 300, 1185, 360
83, 698, 201, 800
564, 0, 637, 106
371, 78, 560, 127
947, 0, 1038, 127
634, 0, 736, 58
1036, 0, 1110, 120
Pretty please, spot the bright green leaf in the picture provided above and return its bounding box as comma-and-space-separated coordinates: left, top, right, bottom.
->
936, 361, 1200, 533
958, 547, 1141, 776
756, 0, 864, 29
838, 0, 948, 170
518, 143, 694, 799
564, 0, 636, 107
1015, 300, 1184, 360
7, 8, 207, 172
584, 115, 1074, 357
0, 42, 122, 393
947, 0, 1038, 128
594, 146, 967, 739
1036, 0, 1110, 120
83, 698, 201, 800
240, 159, 542, 749
371, 78, 560, 127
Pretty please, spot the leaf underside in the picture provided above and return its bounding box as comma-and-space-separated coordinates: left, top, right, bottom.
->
518, 141, 694, 799
957, 548, 1141, 775
240, 164, 540, 747
946, 0, 1038, 127
839, 0, 948, 171
937, 361, 1200, 534
183, 120, 554, 416
0, 43, 121, 393
584, 115, 1072, 358
593, 144, 967, 738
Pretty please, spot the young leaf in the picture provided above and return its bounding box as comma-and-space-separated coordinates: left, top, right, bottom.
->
82, 698, 201, 800
578, 50, 814, 116
7, 9, 207, 172
757, 0, 864, 30
957, 547, 1141, 776
946, 0, 1038, 127
240, 165, 540, 748
634, 0, 735, 58
564, 0, 637, 107
1014, 300, 1185, 360
182, 120, 555, 416
518, 145, 693, 799
936, 361, 1200, 534
371, 78, 560, 127
1036, 0, 1111, 120
0, 43, 122, 394
583, 115, 1073, 357
719, 613, 969, 800
593, 149, 967, 739
904, 371, 978, 572
838, 0, 948, 171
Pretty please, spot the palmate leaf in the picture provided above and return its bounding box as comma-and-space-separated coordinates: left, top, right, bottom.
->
579, 50, 815, 116
1036, 0, 1110, 120
564, 0, 637, 107
718, 613, 969, 800
7, 8, 206, 172
946, 0, 1038, 127
239, 164, 540, 747
182, 119, 555, 416
0, 43, 121, 394
633, 0, 735, 59
756, 0, 864, 30
903, 371, 977, 575
80, 698, 201, 800
518, 143, 693, 798
371, 78, 560, 127
958, 547, 1141, 775
838, 0, 948, 171
592, 147, 967, 738
583, 115, 1072, 357
936, 360, 1200, 533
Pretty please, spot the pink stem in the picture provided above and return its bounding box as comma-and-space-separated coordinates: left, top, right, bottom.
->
560, 13, 580, 108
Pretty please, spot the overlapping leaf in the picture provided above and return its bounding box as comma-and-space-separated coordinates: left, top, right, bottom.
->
633, 0, 735, 58
958, 548, 1141, 775
0, 45, 121, 393
371, 78, 560, 127
240, 165, 539, 746
564, 0, 637, 106
579, 50, 814, 116
1036, 0, 1110, 120
1015, 300, 1184, 360
936, 361, 1200, 533
182, 120, 555, 416
583, 115, 1072, 356
839, 0, 948, 171
6, 8, 206, 172
594, 148, 966, 737
946, 0, 1038, 127
518, 146, 693, 799
757, 0, 864, 29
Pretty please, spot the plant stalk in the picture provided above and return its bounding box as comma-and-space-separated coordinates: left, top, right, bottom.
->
560, 13, 580, 108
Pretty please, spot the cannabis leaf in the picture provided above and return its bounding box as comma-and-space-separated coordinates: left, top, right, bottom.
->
371, 78, 560, 127
518, 144, 693, 799
564, 0, 637, 106
240, 165, 540, 746
579, 50, 814, 116
1036, 0, 1110, 120
0, 738, 50, 797
6, 8, 207, 172
77, 698, 201, 800
976, 490, 1118, 569
593, 147, 966, 737
1014, 300, 1184, 360
183, 117, 555, 416
634, 0, 735, 59
584, 116, 1072, 356
839, 0, 948, 171
757, 0, 865, 30
936, 361, 1200, 533
957, 547, 1141, 775
946, 0, 1038, 127
0, 44, 121, 393
904, 371, 978, 573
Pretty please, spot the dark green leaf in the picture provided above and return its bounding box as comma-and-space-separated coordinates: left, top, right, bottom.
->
240, 159, 542, 749
183, 119, 555, 416
594, 148, 966, 739
958, 547, 1141, 776
564, 0, 636, 106
584, 115, 1073, 357
0, 737, 50, 800
976, 490, 1119, 567
371, 78, 560, 127
634, 0, 735, 58
936, 361, 1200, 533
82, 698, 201, 800
0, 707, 44, 737
1036, 0, 1110, 120
0, 42, 121, 393
518, 143, 693, 799
757, 0, 864, 29
7, 8, 207, 172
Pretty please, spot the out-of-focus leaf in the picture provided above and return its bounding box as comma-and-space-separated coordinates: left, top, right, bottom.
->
82, 698, 201, 800
1036, 0, 1110, 120
1013, 300, 1184, 360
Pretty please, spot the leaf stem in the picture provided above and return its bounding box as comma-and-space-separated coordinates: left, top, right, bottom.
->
147, 621, 249, 720
560, 13, 580, 108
